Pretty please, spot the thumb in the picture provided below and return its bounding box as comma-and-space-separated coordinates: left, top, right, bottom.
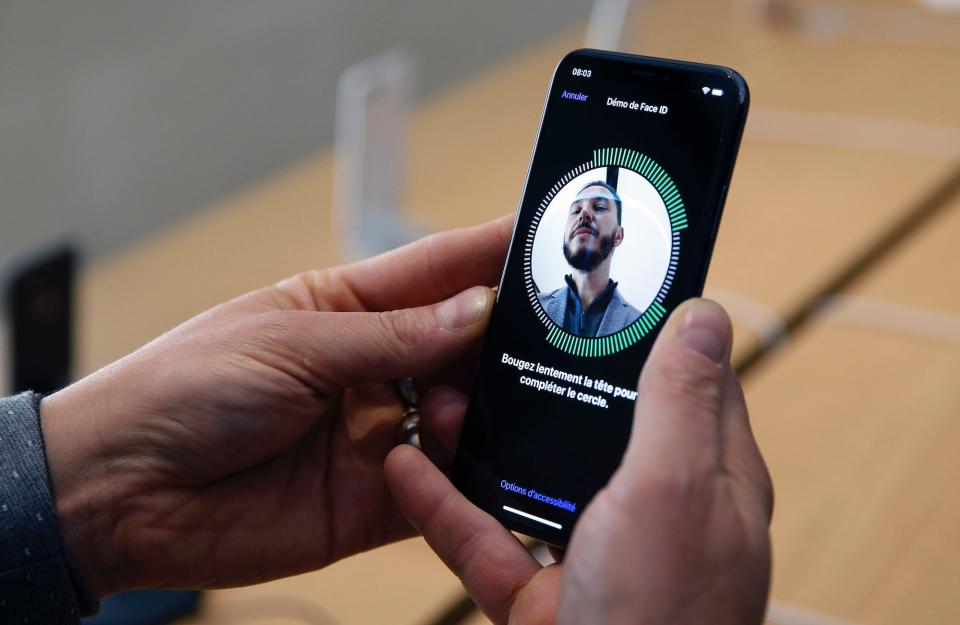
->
283, 285, 494, 389
613, 299, 734, 495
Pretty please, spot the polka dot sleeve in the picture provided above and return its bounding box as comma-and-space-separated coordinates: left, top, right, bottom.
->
0, 392, 98, 623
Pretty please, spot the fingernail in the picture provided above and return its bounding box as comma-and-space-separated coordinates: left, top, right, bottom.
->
436, 286, 490, 330
678, 304, 728, 364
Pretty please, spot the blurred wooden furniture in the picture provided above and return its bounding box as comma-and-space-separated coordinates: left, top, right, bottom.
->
748, 201, 960, 624
78, 1, 959, 623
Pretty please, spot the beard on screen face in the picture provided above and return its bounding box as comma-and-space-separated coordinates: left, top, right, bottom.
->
563, 232, 616, 272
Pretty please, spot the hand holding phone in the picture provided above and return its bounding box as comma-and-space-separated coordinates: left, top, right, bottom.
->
385, 299, 772, 625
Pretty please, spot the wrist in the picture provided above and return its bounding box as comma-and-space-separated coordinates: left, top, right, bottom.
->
41, 381, 134, 598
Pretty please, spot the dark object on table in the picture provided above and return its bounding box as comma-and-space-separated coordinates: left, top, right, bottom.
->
5, 245, 75, 395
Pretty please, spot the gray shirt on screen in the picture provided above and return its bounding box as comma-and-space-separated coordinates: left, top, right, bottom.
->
538, 276, 641, 337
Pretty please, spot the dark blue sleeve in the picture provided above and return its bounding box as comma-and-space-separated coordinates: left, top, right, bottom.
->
0, 392, 99, 623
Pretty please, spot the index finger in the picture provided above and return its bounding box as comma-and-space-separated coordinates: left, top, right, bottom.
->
385, 444, 541, 624
323, 215, 513, 312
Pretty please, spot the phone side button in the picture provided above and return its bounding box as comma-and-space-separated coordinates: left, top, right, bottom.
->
709, 184, 729, 241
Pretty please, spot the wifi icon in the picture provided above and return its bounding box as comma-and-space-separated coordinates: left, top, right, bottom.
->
701, 86, 711, 94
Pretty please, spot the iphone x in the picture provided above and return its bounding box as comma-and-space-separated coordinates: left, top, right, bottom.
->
453, 49, 749, 546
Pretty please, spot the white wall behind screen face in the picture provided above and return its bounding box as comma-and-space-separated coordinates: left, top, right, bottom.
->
531, 167, 672, 314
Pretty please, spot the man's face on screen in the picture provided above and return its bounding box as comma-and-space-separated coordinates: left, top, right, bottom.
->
563, 185, 622, 272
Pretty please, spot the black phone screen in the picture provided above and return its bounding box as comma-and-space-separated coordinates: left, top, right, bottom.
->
453, 50, 749, 546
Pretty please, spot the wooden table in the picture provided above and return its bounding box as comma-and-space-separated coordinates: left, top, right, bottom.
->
76, 1, 960, 623
747, 201, 960, 625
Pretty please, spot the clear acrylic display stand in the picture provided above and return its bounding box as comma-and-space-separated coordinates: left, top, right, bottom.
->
585, 0, 648, 52
334, 48, 422, 259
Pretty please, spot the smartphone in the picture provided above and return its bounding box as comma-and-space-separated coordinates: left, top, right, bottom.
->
453, 50, 749, 547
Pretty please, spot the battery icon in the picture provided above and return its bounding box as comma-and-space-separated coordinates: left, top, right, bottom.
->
711, 88, 724, 96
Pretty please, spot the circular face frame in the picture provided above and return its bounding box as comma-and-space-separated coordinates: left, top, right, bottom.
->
523, 148, 688, 357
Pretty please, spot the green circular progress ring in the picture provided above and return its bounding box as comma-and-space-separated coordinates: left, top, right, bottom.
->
523, 148, 687, 357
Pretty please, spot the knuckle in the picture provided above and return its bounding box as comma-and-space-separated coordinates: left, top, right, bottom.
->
274, 269, 334, 311
378, 309, 425, 357
729, 393, 775, 522
423, 232, 458, 296
754, 459, 775, 522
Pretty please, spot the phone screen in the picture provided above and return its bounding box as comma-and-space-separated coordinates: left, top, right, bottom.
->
453, 50, 748, 546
